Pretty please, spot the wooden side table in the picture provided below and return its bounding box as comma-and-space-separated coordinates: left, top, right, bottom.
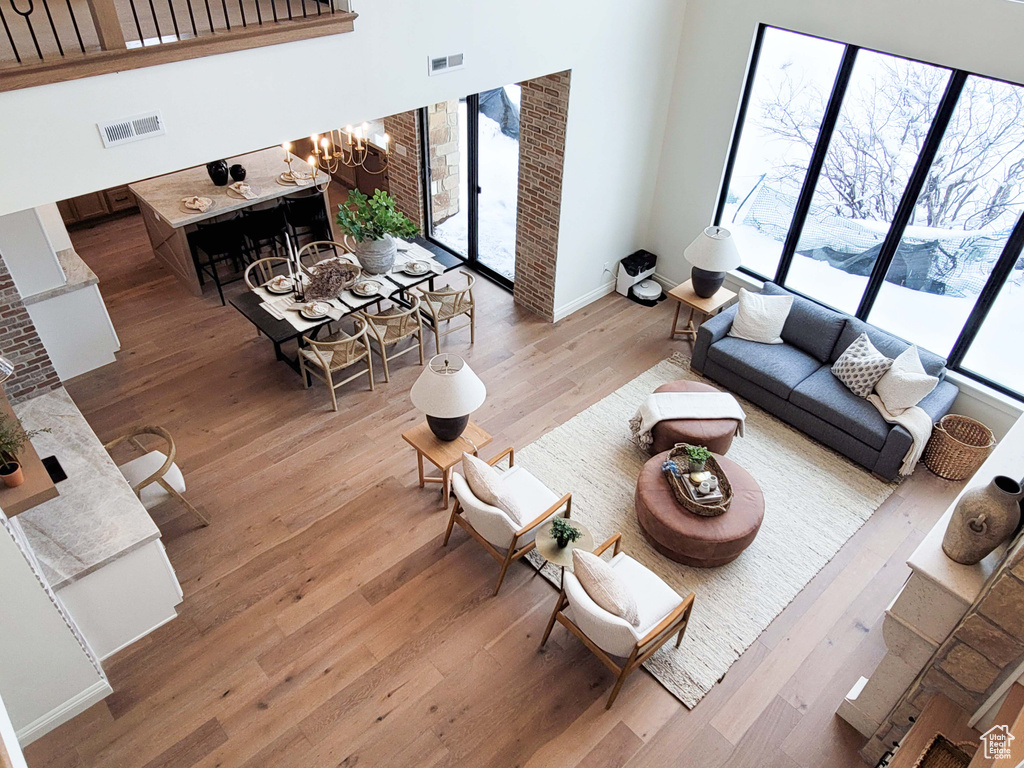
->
402, 421, 493, 507
667, 279, 737, 341
535, 519, 595, 588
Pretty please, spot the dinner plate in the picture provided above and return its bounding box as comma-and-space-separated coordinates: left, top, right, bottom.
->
265, 278, 293, 294
352, 280, 383, 298
227, 185, 259, 199
401, 260, 431, 276
299, 302, 331, 320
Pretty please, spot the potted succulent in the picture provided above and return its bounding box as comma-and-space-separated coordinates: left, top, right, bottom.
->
335, 189, 419, 275
551, 518, 583, 549
0, 414, 48, 488
684, 444, 712, 473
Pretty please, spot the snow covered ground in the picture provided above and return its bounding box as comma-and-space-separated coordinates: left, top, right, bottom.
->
432, 87, 521, 281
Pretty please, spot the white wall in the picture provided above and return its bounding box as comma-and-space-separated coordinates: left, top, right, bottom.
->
648, 0, 1024, 284
0, 0, 687, 315
0, 210, 65, 298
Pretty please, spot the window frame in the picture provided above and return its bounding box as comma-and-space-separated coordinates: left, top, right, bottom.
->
714, 23, 1024, 401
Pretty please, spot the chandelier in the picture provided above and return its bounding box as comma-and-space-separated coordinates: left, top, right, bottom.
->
309, 123, 391, 179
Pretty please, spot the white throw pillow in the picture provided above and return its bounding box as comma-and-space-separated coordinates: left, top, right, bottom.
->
831, 333, 893, 398
462, 452, 503, 507
572, 549, 640, 627
875, 346, 938, 412
728, 288, 793, 345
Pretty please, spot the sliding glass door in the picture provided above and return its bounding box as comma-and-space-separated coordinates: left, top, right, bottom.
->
421, 84, 521, 288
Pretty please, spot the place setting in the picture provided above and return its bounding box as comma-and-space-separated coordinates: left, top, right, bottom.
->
180, 195, 214, 213
226, 181, 259, 200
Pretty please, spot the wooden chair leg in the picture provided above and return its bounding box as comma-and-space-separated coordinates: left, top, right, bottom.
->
418, 330, 425, 365
470, 308, 475, 344
493, 548, 515, 596
433, 323, 441, 355
327, 370, 338, 412
366, 353, 375, 391
380, 345, 391, 383
161, 481, 210, 527
606, 665, 632, 709
540, 593, 565, 647
443, 502, 460, 546
299, 356, 311, 389
676, 626, 686, 648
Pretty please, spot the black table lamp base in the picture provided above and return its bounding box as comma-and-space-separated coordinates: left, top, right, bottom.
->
426, 414, 470, 442
691, 267, 726, 298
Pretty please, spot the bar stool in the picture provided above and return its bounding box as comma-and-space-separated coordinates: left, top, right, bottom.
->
284, 192, 333, 250
188, 217, 250, 306
243, 205, 290, 261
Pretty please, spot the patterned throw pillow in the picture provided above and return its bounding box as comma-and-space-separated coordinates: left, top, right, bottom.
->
831, 333, 893, 398
572, 549, 640, 627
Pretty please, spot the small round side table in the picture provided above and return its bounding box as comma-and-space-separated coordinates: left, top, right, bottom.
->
535, 519, 595, 587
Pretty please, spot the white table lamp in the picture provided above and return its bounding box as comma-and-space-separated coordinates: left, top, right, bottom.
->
684, 226, 742, 298
410, 354, 486, 442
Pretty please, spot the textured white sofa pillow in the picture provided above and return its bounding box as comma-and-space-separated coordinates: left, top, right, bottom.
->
728, 288, 794, 345
874, 346, 939, 412
572, 549, 640, 627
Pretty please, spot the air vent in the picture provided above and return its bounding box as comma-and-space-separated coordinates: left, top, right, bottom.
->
427, 53, 465, 76
97, 111, 165, 148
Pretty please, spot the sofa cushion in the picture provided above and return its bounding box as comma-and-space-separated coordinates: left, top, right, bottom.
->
789, 367, 892, 450
707, 337, 821, 400
830, 318, 946, 378
728, 288, 793, 345
761, 282, 847, 363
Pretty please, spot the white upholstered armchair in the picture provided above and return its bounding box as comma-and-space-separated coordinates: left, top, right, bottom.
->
443, 446, 572, 595
541, 533, 695, 708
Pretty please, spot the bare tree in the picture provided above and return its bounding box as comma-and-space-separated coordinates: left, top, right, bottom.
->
759, 57, 1024, 231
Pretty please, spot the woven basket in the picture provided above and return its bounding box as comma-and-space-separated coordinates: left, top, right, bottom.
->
923, 414, 996, 481
662, 445, 733, 517
909, 734, 973, 768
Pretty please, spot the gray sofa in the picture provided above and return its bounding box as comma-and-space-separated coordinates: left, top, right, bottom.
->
691, 282, 959, 481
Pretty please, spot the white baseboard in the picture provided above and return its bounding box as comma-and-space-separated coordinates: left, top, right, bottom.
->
552, 280, 617, 322
16, 679, 112, 746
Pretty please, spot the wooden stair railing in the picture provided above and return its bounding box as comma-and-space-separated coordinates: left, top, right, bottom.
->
0, 0, 355, 92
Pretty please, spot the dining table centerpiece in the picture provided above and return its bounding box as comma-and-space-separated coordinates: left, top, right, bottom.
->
335, 189, 418, 275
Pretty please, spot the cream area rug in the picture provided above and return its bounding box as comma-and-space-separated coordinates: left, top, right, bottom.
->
518, 353, 894, 709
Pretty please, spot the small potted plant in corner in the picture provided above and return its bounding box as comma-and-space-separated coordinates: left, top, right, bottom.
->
684, 444, 712, 473
551, 518, 583, 549
0, 414, 48, 488
335, 189, 419, 275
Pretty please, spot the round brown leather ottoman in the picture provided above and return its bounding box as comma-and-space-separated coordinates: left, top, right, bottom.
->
650, 380, 738, 455
635, 450, 764, 567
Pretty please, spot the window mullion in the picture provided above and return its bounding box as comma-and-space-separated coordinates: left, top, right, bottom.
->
948, 213, 1024, 368
774, 45, 859, 286
854, 70, 968, 320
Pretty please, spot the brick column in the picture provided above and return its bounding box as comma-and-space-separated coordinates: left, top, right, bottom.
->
513, 70, 571, 321
0, 254, 61, 403
381, 109, 425, 232
862, 540, 1024, 763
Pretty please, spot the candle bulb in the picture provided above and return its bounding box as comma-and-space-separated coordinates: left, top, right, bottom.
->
382, 133, 390, 152
307, 155, 316, 181
345, 125, 353, 146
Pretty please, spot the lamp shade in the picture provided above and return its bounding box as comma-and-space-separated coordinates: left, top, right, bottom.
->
410, 354, 486, 418
684, 226, 742, 272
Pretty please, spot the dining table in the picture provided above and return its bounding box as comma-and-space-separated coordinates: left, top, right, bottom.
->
130, 147, 331, 296
229, 237, 461, 374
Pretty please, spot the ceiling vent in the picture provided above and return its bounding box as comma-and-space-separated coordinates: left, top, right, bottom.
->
427, 53, 465, 76
97, 111, 165, 148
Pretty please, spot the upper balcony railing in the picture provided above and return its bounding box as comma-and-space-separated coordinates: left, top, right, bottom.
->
0, 0, 355, 91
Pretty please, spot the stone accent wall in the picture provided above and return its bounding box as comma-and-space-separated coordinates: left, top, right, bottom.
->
0, 254, 61, 403
512, 70, 571, 321
426, 99, 461, 226
863, 540, 1024, 763
381, 109, 425, 232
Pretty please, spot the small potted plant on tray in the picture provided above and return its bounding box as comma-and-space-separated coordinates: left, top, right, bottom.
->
0, 414, 48, 488
684, 445, 712, 473
335, 189, 419, 275
551, 518, 583, 549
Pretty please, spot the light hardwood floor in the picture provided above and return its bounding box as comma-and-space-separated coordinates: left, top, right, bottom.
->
23, 212, 964, 768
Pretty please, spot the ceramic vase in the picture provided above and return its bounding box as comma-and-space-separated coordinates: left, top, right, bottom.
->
229, 164, 246, 182
942, 475, 1024, 565
353, 235, 397, 275
206, 160, 229, 186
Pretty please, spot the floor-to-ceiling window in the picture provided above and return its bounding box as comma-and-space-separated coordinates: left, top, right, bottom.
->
421, 84, 521, 288
715, 25, 1024, 399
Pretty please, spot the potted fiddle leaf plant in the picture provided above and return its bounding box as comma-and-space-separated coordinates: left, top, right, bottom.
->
0, 414, 48, 488
335, 189, 419, 275
551, 518, 583, 549
684, 444, 712, 473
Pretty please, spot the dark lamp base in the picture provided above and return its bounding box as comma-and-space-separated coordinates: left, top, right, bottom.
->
426, 414, 470, 442
691, 267, 726, 298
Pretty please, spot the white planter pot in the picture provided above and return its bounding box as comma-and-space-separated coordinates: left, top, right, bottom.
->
353, 235, 397, 275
